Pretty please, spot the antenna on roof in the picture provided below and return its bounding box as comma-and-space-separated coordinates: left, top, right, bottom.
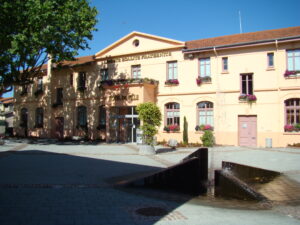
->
239, 10, 243, 33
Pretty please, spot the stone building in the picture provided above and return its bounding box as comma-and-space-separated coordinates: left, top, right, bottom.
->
14, 26, 300, 147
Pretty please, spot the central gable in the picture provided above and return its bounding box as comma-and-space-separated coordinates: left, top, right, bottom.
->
95, 31, 184, 59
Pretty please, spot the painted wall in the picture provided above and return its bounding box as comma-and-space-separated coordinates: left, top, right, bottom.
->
13, 34, 300, 147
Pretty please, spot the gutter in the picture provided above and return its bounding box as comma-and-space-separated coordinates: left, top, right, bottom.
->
183, 35, 300, 53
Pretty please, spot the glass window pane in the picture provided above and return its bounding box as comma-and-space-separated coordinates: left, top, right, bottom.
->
288, 58, 294, 70
206, 64, 211, 76
295, 57, 300, 70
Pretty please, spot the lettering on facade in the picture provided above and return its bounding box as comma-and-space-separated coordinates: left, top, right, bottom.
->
107, 51, 171, 63
109, 94, 139, 101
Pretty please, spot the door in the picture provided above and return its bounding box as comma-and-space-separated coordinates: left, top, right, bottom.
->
55, 117, 64, 140
238, 116, 257, 147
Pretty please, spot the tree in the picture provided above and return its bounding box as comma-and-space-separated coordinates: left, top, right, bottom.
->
183, 116, 188, 145
136, 102, 162, 145
0, 0, 98, 95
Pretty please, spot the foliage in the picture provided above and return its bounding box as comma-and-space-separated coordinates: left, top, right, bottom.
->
0, 0, 98, 95
165, 79, 179, 85
136, 102, 162, 145
195, 124, 214, 131
200, 130, 214, 147
183, 116, 188, 145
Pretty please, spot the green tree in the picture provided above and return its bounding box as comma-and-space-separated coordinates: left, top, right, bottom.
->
0, 0, 98, 95
183, 116, 188, 145
136, 102, 162, 145
200, 130, 214, 147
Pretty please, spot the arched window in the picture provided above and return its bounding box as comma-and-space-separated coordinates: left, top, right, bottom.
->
285, 98, 300, 125
20, 108, 28, 127
165, 102, 180, 126
197, 101, 214, 126
35, 107, 44, 128
77, 106, 87, 127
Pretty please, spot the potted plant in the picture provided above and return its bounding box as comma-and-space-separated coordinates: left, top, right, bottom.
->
284, 124, 294, 132
196, 77, 202, 85
165, 79, 179, 85
136, 102, 162, 155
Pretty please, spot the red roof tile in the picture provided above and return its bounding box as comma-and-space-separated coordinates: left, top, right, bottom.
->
186, 26, 300, 50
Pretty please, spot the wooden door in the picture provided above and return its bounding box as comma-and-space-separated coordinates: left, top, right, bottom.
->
238, 116, 257, 147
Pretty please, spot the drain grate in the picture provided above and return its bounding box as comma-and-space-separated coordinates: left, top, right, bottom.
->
135, 207, 168, 217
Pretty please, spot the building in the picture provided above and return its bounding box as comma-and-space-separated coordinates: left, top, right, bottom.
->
13, 26, 300, 147
0, 97, 14, 136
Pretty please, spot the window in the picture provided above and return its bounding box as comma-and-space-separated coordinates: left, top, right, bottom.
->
20, 85, 28, 95
267, 53, 274, 68
37, 77, 43, 91
78, 72, 86, 90
56, 88, 63, 104
287, 49, 300, 71
240, 74, 253, 95
100, 69, 109, 81
77, 106, 87, 127
285, 98, 300, 125
20, 108, 28, 127
167, 61, 178, 80
197, 102, 214, 126
199, 58, 211, 77
165, 102, 180, 126
70, 73, 73, 86
222, 57, 228, 72
131, 65, 141, 79
35, 108, 43, 128
98, 106, 106, 129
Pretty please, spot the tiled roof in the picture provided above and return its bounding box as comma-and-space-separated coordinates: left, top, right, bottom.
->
56, 55, 95, 68
185, 26, 300, 50
41, 55, 95, 71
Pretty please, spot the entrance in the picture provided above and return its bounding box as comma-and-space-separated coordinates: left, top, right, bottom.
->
109, 107, 140, 143
238, 116, 257, 147
55, 117, 64, 140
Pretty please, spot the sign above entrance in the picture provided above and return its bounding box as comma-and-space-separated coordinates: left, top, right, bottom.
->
108, 94, 139, 102
107, 51, 171, 63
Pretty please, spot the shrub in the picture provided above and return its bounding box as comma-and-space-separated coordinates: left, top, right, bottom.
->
200, 130, 214, 147
183, 116, 188, 145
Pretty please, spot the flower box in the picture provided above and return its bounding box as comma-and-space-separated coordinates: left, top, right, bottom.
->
164, 124, 180, 132
196, 76, 211, 85
284, 70, 300, 78
195, 124, 214, 131
285, 124, 300, 132
239, 94, 257, 103
165, 79, 179, 85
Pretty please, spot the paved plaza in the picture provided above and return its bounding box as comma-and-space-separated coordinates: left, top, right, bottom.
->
0, 139, 299, 225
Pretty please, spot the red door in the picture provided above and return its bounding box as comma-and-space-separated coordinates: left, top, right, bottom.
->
55, 117, 64, 140
238, 116, 257, 147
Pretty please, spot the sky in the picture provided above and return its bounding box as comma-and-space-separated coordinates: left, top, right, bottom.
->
3, 0, 299, 98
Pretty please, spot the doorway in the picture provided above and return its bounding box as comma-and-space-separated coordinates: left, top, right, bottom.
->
238, 116, 257, 147
109, 107, 140, 143
55, 117, 64, 140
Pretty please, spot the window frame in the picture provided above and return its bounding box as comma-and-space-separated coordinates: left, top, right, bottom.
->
285, 98, 300, 126
78, 72, 86, 90
166, 61, 178, 80
131, 65, 141, 79
267, 52, 274, 68
240, 73, 253, 95
165, 102, 180, 127
37, 77, 43, 91
70, 73, 73, 86
100, 68, 109, 81
56, 88, 63, 104
35, 107, 44, 128
197, 101, 214, 126
77, 106, 87, 128
286, 49, 300, 71
222, 57, 228, 73
98, 106, 106, 129
199, 58, 211, 77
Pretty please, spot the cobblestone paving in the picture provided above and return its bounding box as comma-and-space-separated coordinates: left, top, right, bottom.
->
0, 140, 299, 225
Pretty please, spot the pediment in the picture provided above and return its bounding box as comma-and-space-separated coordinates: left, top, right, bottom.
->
95, 31, 184, 59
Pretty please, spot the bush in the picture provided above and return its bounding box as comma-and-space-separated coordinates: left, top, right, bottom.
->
136, 102, 162, 145
183, 116, 188, 145
200, 130, 214, 147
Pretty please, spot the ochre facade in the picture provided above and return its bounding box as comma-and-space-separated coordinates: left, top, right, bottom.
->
14, 28, 300, 147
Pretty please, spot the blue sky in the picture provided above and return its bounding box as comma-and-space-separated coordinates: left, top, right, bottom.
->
3, 0, 299, 98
